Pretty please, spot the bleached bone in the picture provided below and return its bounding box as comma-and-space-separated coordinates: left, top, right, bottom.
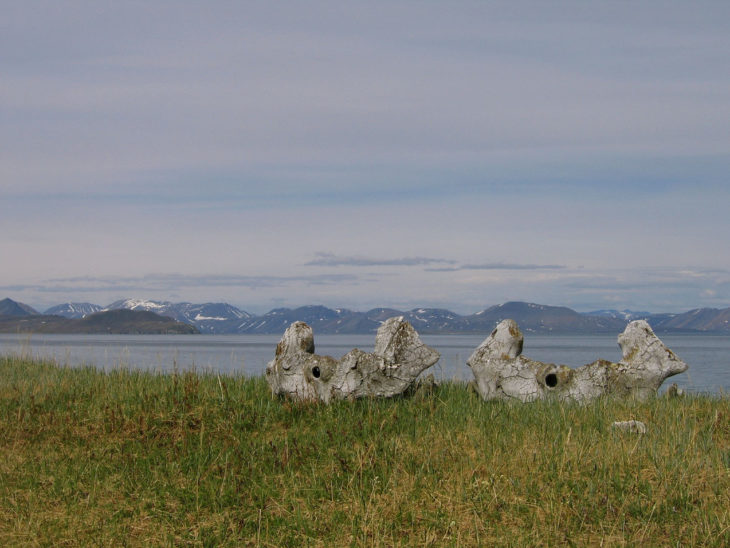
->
265, 316, 440, 402
467, 319, 688, 402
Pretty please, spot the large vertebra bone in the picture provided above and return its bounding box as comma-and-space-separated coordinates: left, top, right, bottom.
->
467, 319, 688, 402
266, 316, 440, 402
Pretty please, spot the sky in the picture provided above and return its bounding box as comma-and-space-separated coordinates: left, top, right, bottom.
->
2, 1, 730, 315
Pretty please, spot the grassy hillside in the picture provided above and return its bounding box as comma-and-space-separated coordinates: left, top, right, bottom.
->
1, 356, 729, 546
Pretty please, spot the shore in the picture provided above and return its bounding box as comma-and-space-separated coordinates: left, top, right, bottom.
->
1, 356, 729, 546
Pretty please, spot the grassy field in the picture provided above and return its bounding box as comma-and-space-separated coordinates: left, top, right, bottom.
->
1, 355, 729, 546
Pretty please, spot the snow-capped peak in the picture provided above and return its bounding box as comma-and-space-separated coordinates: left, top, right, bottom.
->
122, 299, 169, 310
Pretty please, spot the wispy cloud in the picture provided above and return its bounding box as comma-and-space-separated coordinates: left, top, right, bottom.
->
2, 265, 729, 315
427, 263, 566, 272
561, 267, 730, 291
3, 273, 361, 295
305, 252, 456, 268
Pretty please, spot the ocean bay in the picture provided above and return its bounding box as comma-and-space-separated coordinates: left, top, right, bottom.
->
1, 332, 728, 394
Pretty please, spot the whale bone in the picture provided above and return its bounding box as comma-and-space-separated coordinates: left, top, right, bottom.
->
467, 319, 688, 402
266, 316, 440, 402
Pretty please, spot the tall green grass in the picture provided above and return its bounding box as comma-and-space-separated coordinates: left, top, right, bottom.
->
1, 355, 729, 546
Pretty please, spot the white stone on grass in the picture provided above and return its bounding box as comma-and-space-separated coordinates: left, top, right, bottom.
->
612, 420, 648, 434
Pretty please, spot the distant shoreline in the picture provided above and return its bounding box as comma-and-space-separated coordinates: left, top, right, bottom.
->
0, 309, 198, 335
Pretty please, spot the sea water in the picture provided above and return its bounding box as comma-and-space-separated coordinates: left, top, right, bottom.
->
1, 332, 728, 394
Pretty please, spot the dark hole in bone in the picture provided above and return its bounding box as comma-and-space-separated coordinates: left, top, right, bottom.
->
545, 373, 558, 388
312, 366, 321, 379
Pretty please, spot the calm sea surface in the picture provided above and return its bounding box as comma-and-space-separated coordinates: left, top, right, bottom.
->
1, 332, 729, 394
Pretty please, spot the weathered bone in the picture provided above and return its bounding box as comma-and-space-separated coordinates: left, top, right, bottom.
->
467, 319, 688, 402
266, 316, 440, 402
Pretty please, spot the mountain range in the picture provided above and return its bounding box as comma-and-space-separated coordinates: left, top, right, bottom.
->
2, 297, 730, 335
0, 300, 198, 335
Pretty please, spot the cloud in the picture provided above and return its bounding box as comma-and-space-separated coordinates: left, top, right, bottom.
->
4, 2, 730, 195
561, 267, 730, 291
2, 265, 729, 316
1, 3, 729, 315
427, 263, 566, 272
2, 273, 361, 295
305, 252, 456, 268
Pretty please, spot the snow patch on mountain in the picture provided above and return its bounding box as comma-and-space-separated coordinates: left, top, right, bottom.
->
194, 314, 227, 321
44, 302, 104, 319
